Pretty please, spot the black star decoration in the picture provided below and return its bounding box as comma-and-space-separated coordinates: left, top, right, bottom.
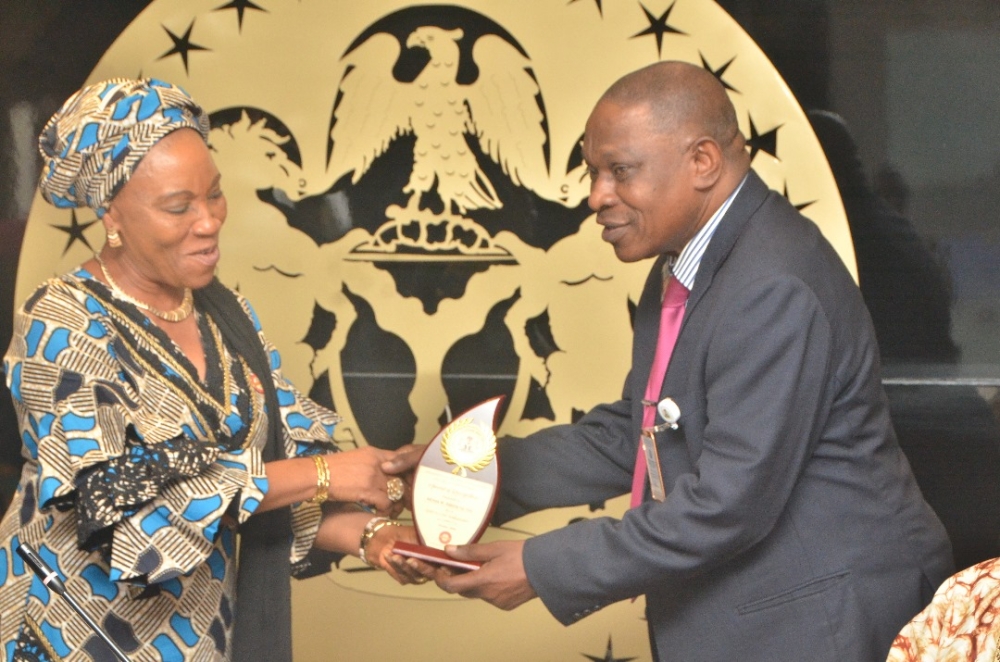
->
569, 0, 604, 16
215, 0, 267, 32
700, 53, 739, 93
158, 20, 210, 74
745, 114, 780, 162
583, 636, 637, 662
52, 210, 98, 256
631, 1, 686, 58
783, 182, 815, 212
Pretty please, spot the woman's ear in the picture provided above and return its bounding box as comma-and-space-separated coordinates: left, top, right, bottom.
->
101, 205, 124, 247
102, 213, 117, 235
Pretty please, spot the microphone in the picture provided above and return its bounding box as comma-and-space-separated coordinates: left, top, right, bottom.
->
16, 541, 67, 595
16, 542, 133, 662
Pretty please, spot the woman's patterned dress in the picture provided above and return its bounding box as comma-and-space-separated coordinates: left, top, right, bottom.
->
887, 557, 1000, 662
0, 268, 339, 661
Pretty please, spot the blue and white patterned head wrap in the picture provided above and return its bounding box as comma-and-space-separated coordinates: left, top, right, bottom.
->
37, 78, 210, 218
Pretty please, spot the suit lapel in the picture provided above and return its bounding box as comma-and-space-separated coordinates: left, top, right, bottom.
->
630, 170, 771, 406
653, 171, 771, 403
683, 171, 770, 316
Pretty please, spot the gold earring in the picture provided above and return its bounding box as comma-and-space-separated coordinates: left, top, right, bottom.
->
106, 230, 122, 248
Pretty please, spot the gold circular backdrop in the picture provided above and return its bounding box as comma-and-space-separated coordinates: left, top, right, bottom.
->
15, 1, 852, 659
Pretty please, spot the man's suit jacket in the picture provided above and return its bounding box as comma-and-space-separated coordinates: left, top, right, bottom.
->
494, 171, 954, 661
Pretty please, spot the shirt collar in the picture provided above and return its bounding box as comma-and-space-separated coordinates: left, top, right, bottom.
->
667, 175, 748, 291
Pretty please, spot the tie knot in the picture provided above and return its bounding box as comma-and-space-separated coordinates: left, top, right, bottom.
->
663, 275, 690, 308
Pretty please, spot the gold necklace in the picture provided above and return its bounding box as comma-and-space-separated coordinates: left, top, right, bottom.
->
94, 253, 193, 323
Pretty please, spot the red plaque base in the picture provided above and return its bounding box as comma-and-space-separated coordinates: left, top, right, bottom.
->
392, 541, 481, 571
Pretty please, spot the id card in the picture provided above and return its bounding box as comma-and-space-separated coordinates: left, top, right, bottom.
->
640, 430, 666, 502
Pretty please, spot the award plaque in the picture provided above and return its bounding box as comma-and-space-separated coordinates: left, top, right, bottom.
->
392, 396, 503, 570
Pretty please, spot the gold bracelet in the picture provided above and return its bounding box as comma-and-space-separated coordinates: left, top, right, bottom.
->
310, 454, 330, 504
359, 516, 401, 568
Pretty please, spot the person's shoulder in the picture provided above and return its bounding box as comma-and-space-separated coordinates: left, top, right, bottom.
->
717, 171, 821, 252
200, 279, 266, 333
227, 286, 263, 327
19, 266, 99, 315
723, 190, 858, 302
734, 177, 832, 251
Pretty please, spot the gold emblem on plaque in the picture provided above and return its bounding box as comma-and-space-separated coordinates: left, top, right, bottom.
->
440, 418, 496, 476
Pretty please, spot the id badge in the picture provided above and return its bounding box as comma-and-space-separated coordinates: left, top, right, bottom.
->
640, 429, 666, 502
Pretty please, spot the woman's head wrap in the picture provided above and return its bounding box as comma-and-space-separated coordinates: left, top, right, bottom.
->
37, 78, 210, 218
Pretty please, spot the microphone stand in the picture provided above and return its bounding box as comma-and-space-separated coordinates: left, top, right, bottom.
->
16, 543, 132, 662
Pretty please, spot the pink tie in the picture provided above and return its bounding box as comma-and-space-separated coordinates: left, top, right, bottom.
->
631, 275, 690, 507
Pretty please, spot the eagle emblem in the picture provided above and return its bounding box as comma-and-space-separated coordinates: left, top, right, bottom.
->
328, 20, 585, 254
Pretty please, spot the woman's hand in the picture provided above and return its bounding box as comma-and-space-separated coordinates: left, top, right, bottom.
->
313, 508, 437, 586
262, 448, 410, 516
325, 447, 405, 516
365, 523, 437, 585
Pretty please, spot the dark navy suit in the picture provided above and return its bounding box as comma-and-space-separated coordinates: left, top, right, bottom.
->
495, 170, 953, 661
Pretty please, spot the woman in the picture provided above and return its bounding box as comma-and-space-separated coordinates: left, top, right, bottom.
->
0, 78, 420, 662
887, 557, 1000, 661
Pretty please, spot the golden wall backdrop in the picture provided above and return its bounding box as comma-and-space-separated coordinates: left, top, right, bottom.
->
14, 1, 853, 659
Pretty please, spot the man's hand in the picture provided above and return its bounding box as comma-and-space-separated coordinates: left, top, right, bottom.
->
381, 444, 424, 475
433, 540, 537, 611
380, 444, 424, 512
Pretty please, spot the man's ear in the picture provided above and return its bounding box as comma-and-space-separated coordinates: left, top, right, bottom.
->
690, 137, 723, 191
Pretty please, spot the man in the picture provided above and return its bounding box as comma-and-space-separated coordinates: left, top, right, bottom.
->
387, 61, 953, 661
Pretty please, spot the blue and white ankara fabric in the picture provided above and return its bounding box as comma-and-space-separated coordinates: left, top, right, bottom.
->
37, 78, 210, 218
0, 270, 338, 661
